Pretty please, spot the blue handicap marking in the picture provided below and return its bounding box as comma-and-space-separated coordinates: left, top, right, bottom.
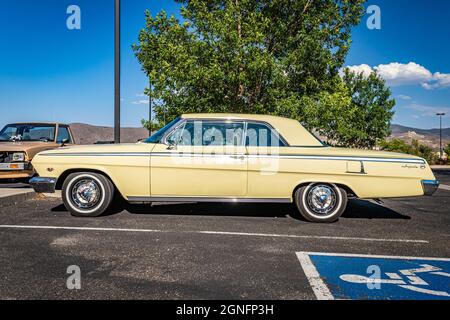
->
296, 252, 450, 300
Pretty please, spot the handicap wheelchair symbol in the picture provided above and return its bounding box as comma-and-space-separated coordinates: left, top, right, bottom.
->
340, 263, 450, 297
297, 252, 450, 300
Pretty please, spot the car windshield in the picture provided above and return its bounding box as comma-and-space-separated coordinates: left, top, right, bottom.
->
145, 117, 181, 143
0, 124, 56, 142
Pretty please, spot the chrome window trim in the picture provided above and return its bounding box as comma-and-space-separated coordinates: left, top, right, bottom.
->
162, 118, 247, 147
158, 118, 186, 146
244, 120, 289, 147
162, 119, 187, 146
161, 117, 290, 148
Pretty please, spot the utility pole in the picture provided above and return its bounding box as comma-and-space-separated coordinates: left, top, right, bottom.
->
114, 0, 121, 143
436, 113, 445, 159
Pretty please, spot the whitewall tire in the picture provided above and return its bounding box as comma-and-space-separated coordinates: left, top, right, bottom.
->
62, 172, 114, 217
294, 183, 347, 223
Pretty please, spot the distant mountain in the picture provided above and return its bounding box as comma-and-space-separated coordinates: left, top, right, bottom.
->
70, 123, 149, 145
389, 124, 450, 149
69, 122, 450, 150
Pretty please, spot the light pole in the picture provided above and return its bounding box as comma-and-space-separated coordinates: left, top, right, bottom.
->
114, 0, 121, 144
436, 113, 445, 159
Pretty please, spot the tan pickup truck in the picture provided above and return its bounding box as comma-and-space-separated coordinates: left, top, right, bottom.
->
0, 123, 75, 180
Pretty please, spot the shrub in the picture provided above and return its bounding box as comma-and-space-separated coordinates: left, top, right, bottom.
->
379, 139, 438, 164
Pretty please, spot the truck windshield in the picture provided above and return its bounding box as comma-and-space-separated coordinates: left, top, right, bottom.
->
145, 118, 181, 143
0, 124, 56, 142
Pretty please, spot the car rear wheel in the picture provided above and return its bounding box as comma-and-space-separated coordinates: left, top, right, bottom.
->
294, 183, 347, 223
62, 172, 114, 217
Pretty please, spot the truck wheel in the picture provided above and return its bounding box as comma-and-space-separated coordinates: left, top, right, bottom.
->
294, 183, 347, 223
62, 172, 114, 217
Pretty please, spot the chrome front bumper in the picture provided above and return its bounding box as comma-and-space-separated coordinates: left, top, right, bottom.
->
29, 177, 57, 193
422, 180, 440, 196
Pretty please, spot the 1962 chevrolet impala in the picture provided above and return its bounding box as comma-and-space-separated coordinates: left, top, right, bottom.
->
30, 114, 439, 222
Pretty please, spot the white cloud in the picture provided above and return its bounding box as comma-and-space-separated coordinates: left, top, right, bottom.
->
407, 103, 450, 118
397, 94, 412, 100
136, 93, 147, 97
422, 72, 450, 90
132, 99, 149, 105
344, 62, 450, 90
344, 64, 373, 77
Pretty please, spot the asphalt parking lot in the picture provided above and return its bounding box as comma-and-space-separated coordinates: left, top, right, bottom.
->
0, 172, 449, 300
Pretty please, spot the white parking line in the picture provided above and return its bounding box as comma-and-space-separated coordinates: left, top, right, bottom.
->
439, 184, 450, 191
296, 252, 334, 300
0, 224, 429, 243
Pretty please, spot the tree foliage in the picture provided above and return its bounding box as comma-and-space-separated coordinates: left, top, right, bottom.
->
141, 119, 164, 132
379, 139, 438, 164
334, 68, 395, 148
133, 0, 395, 148
445, 142, 450, 157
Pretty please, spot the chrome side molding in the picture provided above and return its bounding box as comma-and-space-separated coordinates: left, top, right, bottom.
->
127, 196, 292, 204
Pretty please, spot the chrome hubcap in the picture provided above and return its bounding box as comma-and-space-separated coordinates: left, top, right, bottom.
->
306, 185, 337, 215
71, 178, 101, 209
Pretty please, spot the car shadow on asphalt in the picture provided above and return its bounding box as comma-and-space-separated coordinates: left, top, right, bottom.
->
51, 198, 410, 220
342, 199, 410, 220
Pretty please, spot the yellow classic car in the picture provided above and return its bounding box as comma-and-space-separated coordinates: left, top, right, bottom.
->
29, 114, 439, 222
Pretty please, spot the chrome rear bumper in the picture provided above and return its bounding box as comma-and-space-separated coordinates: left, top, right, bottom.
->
29, 177, 57, 193
422, 180, 439, 196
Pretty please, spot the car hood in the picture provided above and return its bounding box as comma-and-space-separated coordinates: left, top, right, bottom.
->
0, 141, 59, 159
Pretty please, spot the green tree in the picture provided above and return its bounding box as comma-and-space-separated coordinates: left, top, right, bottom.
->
335, 69, 396, 148
379, 139, 438, 164
444, 142, 450, 163
379, 138, 412, 154
141, 119, 164, 133
134, 0, 384, 146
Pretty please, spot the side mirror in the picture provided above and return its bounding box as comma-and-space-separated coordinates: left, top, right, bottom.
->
167, 139, 177, 150
61, 138, 69, 147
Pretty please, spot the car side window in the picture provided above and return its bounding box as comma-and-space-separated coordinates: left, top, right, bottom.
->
56, 126, 71, 143
246, 122, 287, 147
167, 120, 244, 146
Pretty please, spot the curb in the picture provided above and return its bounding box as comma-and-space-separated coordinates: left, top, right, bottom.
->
0, 190, 36, 208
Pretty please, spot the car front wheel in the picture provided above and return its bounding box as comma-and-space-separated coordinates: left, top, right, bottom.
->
62, 172, 114, 217
294, 183, 347, 223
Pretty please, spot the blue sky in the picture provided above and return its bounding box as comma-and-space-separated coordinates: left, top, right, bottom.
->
0, 0, 449, 130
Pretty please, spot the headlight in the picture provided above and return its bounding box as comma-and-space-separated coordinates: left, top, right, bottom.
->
12, 152, 25, 162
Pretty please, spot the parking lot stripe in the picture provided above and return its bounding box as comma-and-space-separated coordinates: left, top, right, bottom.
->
296, 252, 334, 300
197, 230, 428, 243
296, 251, 450, 261
439, 184, 450, 191
0, 224, 429, 243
